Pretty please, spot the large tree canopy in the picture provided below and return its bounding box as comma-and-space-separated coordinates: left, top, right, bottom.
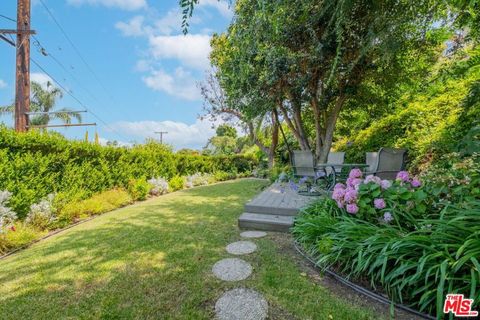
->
209, 0, 448, 162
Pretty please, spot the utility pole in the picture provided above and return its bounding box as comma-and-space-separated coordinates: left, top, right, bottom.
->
0, 0, 35, 132
15, 0, 32, 132
154, 131, 168, 144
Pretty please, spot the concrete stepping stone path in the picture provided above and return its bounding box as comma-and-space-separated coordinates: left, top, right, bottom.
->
212, 258, 252, 282
215, 288, 268, 320
212, 231, 269, 319
240, 231, 267, 239
226, 241, 257, 255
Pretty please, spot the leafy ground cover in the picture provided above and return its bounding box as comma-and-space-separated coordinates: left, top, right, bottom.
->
0, 179, 381, 319
293, 165, 480, 318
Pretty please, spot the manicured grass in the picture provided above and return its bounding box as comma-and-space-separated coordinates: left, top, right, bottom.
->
0, 179, 380, 319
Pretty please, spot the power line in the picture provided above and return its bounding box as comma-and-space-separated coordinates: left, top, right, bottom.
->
30, 57, 130, 142
32, 35, 100, 103
38, 0, 118, 104
0, 14, 16, 23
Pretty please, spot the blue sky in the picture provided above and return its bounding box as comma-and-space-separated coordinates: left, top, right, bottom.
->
0, 0, 233, 148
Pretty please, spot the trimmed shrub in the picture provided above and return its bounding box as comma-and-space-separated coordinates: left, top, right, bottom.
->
168, 176, 185, 191
1, 223, 43, 255
128, 178, 150, 201
57, 189, 132, 224
0, 127, 257, 217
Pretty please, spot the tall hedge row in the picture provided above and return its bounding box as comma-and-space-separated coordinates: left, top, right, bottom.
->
0, 127, 257, 217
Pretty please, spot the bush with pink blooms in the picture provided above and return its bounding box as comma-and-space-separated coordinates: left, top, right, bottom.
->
332, 169, 427, 228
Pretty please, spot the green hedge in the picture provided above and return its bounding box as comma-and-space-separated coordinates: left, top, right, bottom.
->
0, 127, 257, 217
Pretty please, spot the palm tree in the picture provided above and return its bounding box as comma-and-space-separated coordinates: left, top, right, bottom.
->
0, 81, 82, 127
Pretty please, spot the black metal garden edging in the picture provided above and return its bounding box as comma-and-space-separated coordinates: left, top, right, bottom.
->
292, 240, 435, 320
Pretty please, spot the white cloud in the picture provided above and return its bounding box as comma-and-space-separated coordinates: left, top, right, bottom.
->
148, 34, 211, 70
98, 137, 132, 147
109, 118, 217, 149
143, 67, 201, 101
0, 79, 6, 89
152, 9, 184, 36
115, 15, 145, 37
30, 73, 54, 89
114, 6, 216, 100
198, 0, 233, 18
67, 0, 146, 11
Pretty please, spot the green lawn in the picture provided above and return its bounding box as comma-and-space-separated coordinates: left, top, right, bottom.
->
0, 179, 380, 319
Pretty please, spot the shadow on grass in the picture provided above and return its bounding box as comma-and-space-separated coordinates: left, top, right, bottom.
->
0, 179, 268, 319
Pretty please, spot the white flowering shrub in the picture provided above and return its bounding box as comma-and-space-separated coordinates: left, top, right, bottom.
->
186, 173, 213, 188
0, 190, 17, 234
148, 177, 169, 196
26, 194, 57, 230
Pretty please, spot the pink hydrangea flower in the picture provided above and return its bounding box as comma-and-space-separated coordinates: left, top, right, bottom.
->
349, 168, 363, 179
364, 175, 381, 185
336, 200, 345, 209
344, 188, 358, 203
346, 203, 359, 214
346, 178, 363, 188
334, 183, 346, 190
332, 188, 346, 201
411, 178, 421, 188
374, 198, 386, 209
380, 179, 392, 190
396, 171, 409, 182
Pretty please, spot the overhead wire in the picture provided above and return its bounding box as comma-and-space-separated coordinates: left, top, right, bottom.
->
1, 9, 130, 142
31, 35, 100, 103
0, 14, 16, 23
30, 57, 130, 142
38, 0, 119, 104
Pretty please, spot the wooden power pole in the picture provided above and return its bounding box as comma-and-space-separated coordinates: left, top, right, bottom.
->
155, 131, 168, 144
15, 0, 32, 132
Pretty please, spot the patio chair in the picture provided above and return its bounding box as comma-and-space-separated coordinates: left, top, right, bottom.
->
366, 152, 378, 172
325, 152, 345, 176
366, 147, 407, 180
291, 150, 317, 181
291, 150, 345, 177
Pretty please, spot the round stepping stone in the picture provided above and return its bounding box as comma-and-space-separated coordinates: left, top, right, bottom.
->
212, 258, 252, 281
226, 241, 257, 255
240, 231, 267, 239
215, 288, 268, 320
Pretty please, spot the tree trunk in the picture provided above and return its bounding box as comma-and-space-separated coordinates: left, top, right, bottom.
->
247, 112, 279, 169
268, 111, 279, 169
278, 102, 310, 150
316, 95, 346, 163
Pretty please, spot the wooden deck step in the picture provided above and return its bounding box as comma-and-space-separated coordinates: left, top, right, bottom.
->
244, 183, 317, 217
238, 212, 294, 232
244, 204, 298, 216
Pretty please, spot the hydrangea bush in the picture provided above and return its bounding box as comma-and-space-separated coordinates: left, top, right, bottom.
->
332, 169, 427, 228
25, 194, 57, 230
148, 177, 169, 196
